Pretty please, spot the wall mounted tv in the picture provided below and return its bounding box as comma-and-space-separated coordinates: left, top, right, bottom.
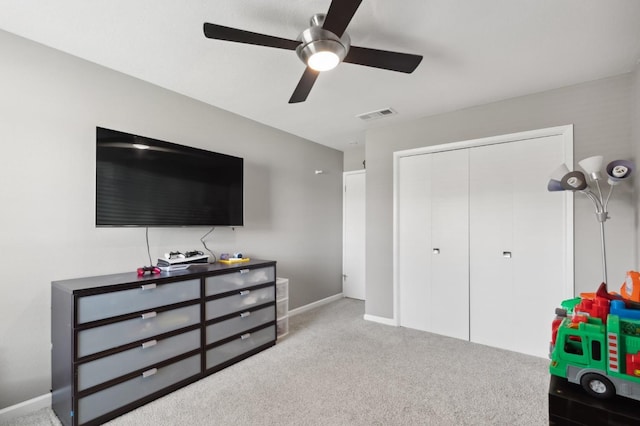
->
96, 127, 243, 227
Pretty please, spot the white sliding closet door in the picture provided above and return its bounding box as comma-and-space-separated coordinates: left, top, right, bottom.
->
429, 149, 469, 340
395, 126, 573, 358
469, 135, 567, 358
397, 150, 469, 340
397, 154, 432, 331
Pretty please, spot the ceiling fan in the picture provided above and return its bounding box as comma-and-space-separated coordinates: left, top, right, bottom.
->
203, 0, 423, 104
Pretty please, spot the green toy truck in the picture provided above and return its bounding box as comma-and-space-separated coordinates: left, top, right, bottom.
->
550, 284, 640, 401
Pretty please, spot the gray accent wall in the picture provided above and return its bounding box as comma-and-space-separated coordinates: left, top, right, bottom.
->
634, 65, 640, 267
343, 146, 365, 172
365, 74, 636, 319
0, 29, 343, 408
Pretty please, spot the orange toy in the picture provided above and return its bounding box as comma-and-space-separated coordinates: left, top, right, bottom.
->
621, 271, 640, 302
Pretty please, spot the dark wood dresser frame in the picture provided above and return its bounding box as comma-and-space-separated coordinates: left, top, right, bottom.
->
52, 259, 277, 426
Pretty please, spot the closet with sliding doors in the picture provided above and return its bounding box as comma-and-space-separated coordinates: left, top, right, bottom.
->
394, 126, 574, 358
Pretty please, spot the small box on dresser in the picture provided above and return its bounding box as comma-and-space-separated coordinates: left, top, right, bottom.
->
51, 260, 276, 426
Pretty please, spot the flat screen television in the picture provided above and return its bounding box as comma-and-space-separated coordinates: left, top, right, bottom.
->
96, 127, 243, 227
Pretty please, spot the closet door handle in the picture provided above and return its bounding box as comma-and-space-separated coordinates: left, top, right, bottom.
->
433, 248, 440, 255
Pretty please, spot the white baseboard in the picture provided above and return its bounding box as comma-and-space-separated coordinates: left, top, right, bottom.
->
364, 314, 398, 326
0, 393, 51, 422
289, 293, 344, 317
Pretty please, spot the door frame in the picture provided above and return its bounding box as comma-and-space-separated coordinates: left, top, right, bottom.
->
392, 125, 574, 326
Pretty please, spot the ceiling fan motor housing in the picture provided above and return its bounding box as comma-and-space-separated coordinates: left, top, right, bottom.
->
296, 14, 351, 70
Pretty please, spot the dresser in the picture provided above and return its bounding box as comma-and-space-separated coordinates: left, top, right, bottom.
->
51, 259, 276, 426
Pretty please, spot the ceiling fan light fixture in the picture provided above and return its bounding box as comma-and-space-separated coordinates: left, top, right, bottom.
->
307, 44, 341, 71
296, 26, 350, 72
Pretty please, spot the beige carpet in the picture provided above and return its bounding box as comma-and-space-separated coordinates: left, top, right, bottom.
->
3, 298, 550, 425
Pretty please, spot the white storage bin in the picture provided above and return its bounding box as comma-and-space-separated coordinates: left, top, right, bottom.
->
277, 318, 289, 338
275, 277, 289, 339
277, 299, 288, 320
276, 277, 289, 301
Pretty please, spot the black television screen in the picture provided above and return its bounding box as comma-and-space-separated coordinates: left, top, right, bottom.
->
96, 127, 243, 227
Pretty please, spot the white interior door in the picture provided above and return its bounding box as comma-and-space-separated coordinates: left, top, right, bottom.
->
429, 149, 469, 340
397, 150, 469, 339
469, 135, 569, 358
343, 171, 366, 300
394, 125, 573, 358
397, 155, 431, 329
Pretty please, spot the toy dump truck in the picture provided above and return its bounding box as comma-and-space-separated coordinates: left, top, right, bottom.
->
550, 282, 640, 401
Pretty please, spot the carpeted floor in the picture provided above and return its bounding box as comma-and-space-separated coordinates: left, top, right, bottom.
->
3, 298, 550, 425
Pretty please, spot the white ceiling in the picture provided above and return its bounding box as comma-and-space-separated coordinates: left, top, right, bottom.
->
1, 0, 640, 151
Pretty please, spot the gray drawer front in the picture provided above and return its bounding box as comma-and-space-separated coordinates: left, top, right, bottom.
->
206, 286, 274, 321
206, 306, 275, 345
77, 304, 200, 358
77, 329, 200, 391
77, 354, 200, 424
206, 325, 275, 370
205, 266, 274, 296
77, 279, 200, 324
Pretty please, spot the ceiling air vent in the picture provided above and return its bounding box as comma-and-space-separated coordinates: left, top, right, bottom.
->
356, 107, 397, 121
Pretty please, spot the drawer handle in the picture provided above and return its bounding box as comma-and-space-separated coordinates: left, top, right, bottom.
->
142, 368, 158, 378
239, 269, 250, 275
240, 311, 251, 318
141, 311, 157, 320
240, 333, 251, 340
239, 290, 251, 296
141, 283, 157, 291
503, 251, 512, 258
142, 340, 158, 349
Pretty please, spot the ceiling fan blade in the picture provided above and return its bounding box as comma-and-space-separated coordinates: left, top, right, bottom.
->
203, 23, 300, 50
289, 68, 320, 104
322, 0, 363, 37
343, 46, 423, 73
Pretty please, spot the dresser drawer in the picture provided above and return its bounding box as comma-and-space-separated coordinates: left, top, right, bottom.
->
77, 354, 200, 425
206, 325, 275, 370
205, 266, 274, 296
205, 286, 274, 321
77, 279, 200, 324
77, 304, 200, 358
206, 306, 275, 345
77, 328, 200, 391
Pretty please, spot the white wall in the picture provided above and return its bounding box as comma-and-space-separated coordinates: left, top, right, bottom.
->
365, 74, 635, 319
0, 30, 343, 409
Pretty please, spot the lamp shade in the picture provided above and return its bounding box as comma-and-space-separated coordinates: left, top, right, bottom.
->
547, 179, 564, 192
578, 156, 604, 180
561, 171, 588, 191
606, 159, 635, 185
549, 164, 571, 181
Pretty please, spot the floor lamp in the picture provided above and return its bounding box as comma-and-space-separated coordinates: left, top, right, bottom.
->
547, 156, 635, 286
